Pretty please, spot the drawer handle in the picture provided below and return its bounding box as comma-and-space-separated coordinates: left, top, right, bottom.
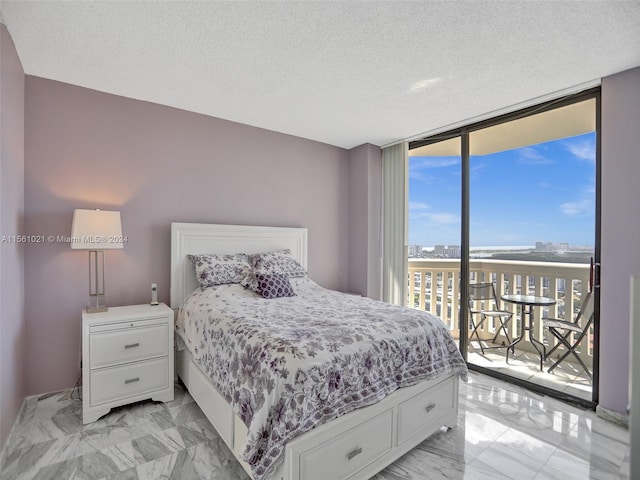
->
124, 342, 140, 349
425, 403, 436, 413
124, 377, 140, 384
346, 447, 362, 461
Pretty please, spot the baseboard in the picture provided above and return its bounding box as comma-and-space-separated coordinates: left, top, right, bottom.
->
596, 404, 629, 429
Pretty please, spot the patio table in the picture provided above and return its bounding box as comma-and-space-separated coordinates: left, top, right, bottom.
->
501, 294, 556, 371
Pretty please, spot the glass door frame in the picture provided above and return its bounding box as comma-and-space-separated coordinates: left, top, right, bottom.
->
409, 87, 601, 408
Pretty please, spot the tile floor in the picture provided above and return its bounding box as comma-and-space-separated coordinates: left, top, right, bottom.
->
0, 372, 629, 480
468, 340, 593, 401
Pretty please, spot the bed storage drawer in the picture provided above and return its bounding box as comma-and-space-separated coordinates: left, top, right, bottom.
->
299, 409, 393, 480
397, 377, 455, 445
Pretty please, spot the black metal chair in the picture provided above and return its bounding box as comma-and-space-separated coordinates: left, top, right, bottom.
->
543, 291, 594, 381
468, 282, 513, 355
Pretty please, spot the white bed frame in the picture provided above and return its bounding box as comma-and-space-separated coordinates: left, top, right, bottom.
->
170, 222, 459, 480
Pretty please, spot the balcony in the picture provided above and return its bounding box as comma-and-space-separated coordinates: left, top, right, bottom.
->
408, 258, 593, 400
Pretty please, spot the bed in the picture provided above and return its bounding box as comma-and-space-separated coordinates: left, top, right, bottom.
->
170, 222, 467, 480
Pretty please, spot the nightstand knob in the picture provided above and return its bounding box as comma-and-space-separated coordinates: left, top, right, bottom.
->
124, 342, 140, 349
124, 377, 140, 384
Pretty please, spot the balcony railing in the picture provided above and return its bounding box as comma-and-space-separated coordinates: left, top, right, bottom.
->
408, 258, 593, 367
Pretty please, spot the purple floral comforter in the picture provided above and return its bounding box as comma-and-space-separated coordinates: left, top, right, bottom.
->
176, 277, 468, 480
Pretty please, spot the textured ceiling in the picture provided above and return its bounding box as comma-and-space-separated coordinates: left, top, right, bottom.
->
1, 1, 639, 149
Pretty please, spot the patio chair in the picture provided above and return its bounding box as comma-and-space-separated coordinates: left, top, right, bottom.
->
468, 282, 514, 355
543, 291, 594, 381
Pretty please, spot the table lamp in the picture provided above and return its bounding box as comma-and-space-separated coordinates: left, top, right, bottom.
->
71, 209, 123, 313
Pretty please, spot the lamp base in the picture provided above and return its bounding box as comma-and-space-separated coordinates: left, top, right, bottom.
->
86, 305, 108, 314
87, 251, 107, 314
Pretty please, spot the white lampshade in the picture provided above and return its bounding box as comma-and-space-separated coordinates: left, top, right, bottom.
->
71, 209, 123, 250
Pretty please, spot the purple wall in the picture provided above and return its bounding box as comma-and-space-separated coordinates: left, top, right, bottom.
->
24, 77, 350, 395
0, 24, 26, 449
348, 144, 382, 299
600, 66, 640, 414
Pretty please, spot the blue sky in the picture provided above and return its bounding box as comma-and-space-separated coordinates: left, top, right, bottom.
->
408, 132, 596, 248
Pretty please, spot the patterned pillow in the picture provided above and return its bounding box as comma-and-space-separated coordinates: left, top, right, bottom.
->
241, 249, 307, 293
188, 253, 251, 289
255, 273, 296, 299
240, 272, 260, 293
249, 249, 307, 277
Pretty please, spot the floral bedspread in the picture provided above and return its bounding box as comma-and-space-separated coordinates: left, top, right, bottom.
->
176, 277, 468, 480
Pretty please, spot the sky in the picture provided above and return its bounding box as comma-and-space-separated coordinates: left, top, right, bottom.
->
408, 132, 596, 248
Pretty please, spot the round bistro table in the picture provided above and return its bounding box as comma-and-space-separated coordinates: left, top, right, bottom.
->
501, 294, 556, 371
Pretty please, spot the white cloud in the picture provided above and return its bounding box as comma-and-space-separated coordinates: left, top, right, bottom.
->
565, 138, 595, 162
411, 211, 458, 224
429, 213, 458, 224
409, 201, 430, 210
518, 147, 553, 165
560, 197, 593, 216
471, 163, 486, 173
409, 156, 460, 181
410, 157, 460, 169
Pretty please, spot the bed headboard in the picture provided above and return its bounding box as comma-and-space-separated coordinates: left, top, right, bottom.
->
170, 223, 308, 308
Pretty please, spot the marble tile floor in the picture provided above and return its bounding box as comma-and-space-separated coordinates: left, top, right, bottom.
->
468, 340, 593, 401
0, 372, 629, 480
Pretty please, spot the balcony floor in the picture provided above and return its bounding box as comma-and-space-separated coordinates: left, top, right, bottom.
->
467, 340, 593, 402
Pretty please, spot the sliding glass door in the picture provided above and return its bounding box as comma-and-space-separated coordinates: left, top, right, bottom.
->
408, 89, 600, 406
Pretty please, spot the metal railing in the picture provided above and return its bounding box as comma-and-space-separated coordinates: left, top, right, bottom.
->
408, 258, 593, 367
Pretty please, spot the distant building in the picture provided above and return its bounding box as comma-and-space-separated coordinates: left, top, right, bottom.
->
447, 245, 461, 258
536, 241, 553, 251
408, 245, 423, 257
535, 241, 572, 252
432, 244, 460, 258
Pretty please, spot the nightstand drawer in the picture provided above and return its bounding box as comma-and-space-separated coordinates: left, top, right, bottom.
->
90, 357, 169, 405
90, 323, 168, 368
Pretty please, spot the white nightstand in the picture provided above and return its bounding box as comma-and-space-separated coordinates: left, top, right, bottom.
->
82, 303, 174, 424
